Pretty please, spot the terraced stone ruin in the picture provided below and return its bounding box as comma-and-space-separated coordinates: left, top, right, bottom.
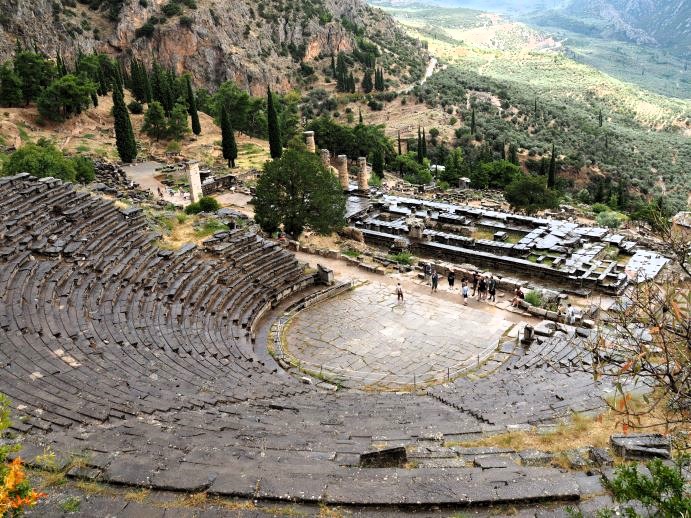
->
351, 195, 668, 294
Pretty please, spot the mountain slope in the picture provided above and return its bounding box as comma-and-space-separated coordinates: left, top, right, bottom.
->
0, 0, 427, 93
531, 0, 691, 57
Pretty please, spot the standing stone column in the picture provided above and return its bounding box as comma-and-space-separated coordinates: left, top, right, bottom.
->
320, 149, 331, 170
304, 131, 316, 153
357, 157, 369, 191
186, 160, 203, 202
337, 155, 349, 190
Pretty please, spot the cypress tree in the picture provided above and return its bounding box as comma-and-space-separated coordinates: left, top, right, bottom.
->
335, 52, 347, 92
509, 143, 518, 165
397, 131, 402, 155
91, 91, 98, 107
358, 108, 363, 125
220, 104, 237, 167
186, 75, 201, 136
470, 108, 476, 135
539, 157, 546, 176
372, 148, 384, 179
547, 143, 556, 189
416, 127, 423, 164
361, 69, 373, 94
130, 60, 146, 103
421, 128, 427, 158
348, 72, 355, 93
330, 54, 336, 76
598, 109, 603, 127
0, 63, 23, 107
267, 86, 282, 159
112, 86, 137, 163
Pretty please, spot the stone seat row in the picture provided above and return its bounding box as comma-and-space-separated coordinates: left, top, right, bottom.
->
0, 176, 316, 433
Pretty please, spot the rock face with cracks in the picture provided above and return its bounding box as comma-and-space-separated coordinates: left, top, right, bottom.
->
0, 0, 427, 93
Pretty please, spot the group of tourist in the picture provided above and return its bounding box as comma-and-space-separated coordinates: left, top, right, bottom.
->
420, 264, 498, 306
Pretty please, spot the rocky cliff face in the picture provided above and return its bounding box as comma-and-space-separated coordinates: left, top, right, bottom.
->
0, 0, 426, 93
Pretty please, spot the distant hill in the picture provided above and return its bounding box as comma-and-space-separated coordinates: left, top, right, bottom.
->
0, 0, 427, 93
526, 0, 691, 58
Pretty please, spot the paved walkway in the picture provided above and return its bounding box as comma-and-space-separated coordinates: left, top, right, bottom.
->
285, 281, 513, 389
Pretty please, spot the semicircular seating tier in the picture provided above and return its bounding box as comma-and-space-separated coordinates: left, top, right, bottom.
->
0, 174, 612, 507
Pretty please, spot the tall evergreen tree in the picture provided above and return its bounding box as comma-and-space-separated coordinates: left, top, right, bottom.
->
358, 108, 363, 125
397, 131, 402, 155
56, 51, 67, 77
330, 54, 336, 76
112, 86, 137, 163
220, 104, 237, 167
267, 86, 282, 159
0, 63, 23, 107
508, 143, 518, 165
470, 108, 476, 135
421, 128, 427, 158
372, 148, 384, 179
547, 143, 556, 189
539, 157, 546, 176
130, 60, 145, 103
361, 69, 373, 94
598, 109, 603, 127
185, 75, 201, 136
335, 52, 348, 92
416, 127, 423, 164
142, 101, 168, 141
348, 72, 355, 93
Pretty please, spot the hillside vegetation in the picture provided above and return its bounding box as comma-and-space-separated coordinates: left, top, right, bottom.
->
381, 5, 691, 210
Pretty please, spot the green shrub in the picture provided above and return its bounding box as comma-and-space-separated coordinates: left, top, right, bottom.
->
72, 155, 95, 184
185, 196, 220, 214
593, 457, 691, 518
591, 202, 610, 213
388, 251, 413, 265
524, 290, 542, 307
162, 2, 183, 17
128, 101, 143, 114
596, 210, 627, 228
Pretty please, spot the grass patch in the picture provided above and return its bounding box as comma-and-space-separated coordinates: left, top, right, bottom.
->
388, 251, 414, 265
16, 122, 30, 142
446, 411, 614, 453
238, 142, 265, 155
76, 144, 90, 153
74, 480, 111, 496
124, 488, 150, 503
341, 248, 360, 258
194, 219, 228, 238
82, 133, 96, 139
60, 497, 81, 513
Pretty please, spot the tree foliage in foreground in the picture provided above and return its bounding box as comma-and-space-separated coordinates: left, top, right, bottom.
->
254, 145, 346, 237
569, 457, 691, 518
0, 394, 45, 515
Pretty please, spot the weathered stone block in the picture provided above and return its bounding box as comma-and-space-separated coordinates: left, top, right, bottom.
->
610, 434, 671, 459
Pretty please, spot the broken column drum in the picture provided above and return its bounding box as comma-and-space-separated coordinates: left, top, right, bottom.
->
337, 155, 349, 190
304, 131, 316, 153
357, 157, 368, 191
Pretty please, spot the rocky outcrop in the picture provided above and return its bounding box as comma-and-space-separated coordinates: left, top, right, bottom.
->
0, 0, 426, 93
